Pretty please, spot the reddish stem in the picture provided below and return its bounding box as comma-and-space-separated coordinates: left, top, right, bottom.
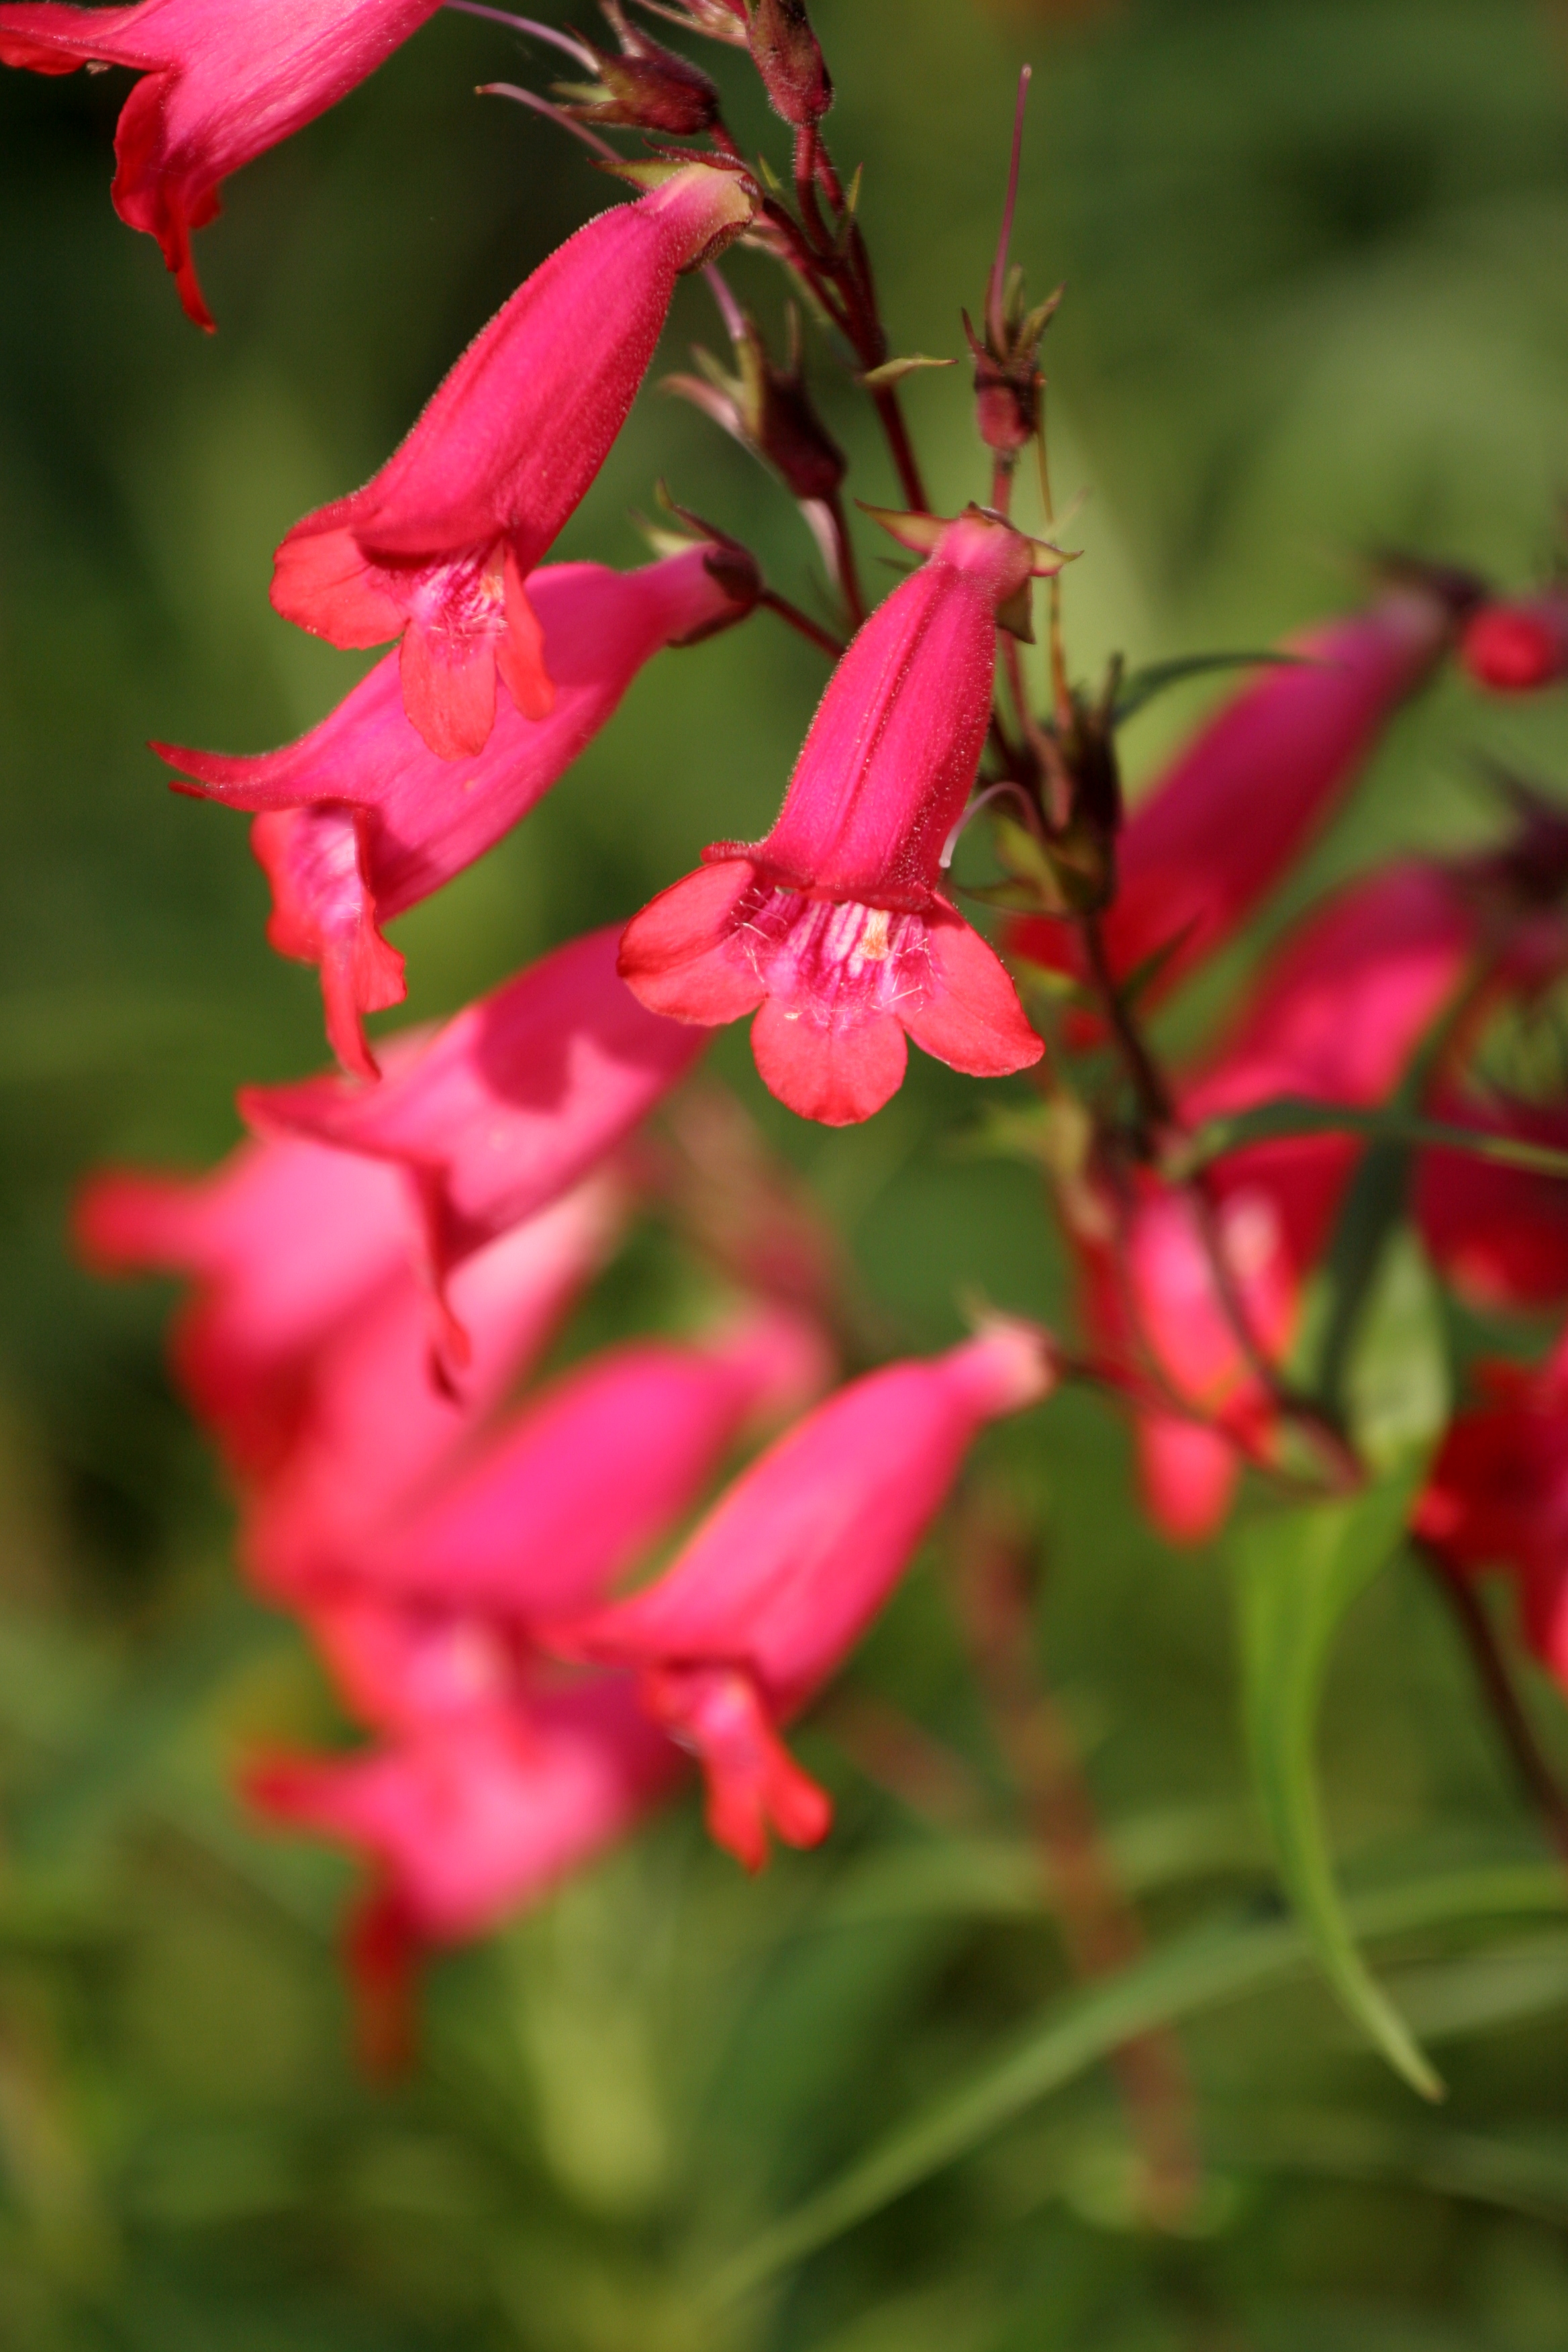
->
952, 1498, 1199, 2229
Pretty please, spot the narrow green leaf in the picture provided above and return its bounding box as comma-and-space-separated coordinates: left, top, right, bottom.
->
706, 1861, 1564, 2302
1112, 650, 1314, 728
859, 353, 954, 391
1341, 1228, 1449, 1475
1233, 1467, 1441, 2099
1170, 1095, 1568, 1186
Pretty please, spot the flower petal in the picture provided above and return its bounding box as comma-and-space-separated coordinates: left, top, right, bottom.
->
904, 908, 1042, 1077
619, 860, 766, 1024
750, 995, 907, 1124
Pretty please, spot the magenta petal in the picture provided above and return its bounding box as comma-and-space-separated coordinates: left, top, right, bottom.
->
248, 1681, 683, 1945
904, 908, 1043, 1078
250, 808, 405, 1079
1137, 1414, 1242, 1546
242, 927, 709, 1284
399, 612, 498, 762
750, 995, 907, 1125
619, 861, 766, 1024
269, 166, 754, 744
163, 552, 746, 1067
0, 0, 445, 328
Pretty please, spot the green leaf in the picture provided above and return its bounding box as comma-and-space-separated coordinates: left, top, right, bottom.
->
1233, 1466, 1441, 2100
1169, 1095, 1568, 1187
1341, 1228, 1449, 1475
859, 355, 954, 392
706, 1859, 1564, 2302
1112, 650, 1315, 728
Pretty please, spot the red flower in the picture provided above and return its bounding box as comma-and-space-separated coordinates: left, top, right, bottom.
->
260, 1304, 828, 1612
1460, 595, 1568, 694
549, 1318, 1057, 1869
242, 926, 709, 1338
271, 164, 754, 758
620, 509, 1056, 1125
159, 547, 756, 1077
1416, 1332, 1568, 1687
250, 1678, 686, 2058
245, 1301, 826, 2055
1415, 1088, 1568, 1312
1010, 589, 1455, 1010
0, 0, 442, 328
1087, 864, 1479, 1542
77, 1130, 624, 1503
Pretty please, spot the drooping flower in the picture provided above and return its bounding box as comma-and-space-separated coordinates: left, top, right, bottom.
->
236, 1180, 630, 1597
549, 1317, 1057, 1869
250, 1677, 686, 2066
76, 1127, 417, 1479
1008, 588, 1458, 1008
0, 0, 442, 329
1414, 1328, 1568, 1687
271, 163, 754, 759
1086, 863, 1481, 1543
77, 1127, 624, 1496
257, 1302, 828, 1610
1414, 1087, 1568, 1312
1460, 595, 1568, 695
245, 1299, 825, 2058
242, 927, 709, 1324
620, 508, 1057, 1125
159, 546, 757, 1077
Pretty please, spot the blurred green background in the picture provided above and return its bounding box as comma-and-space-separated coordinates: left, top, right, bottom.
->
7, 1, 1568, 2344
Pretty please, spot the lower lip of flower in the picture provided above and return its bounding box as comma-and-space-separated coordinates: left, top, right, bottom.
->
731, 881, 934, 1026
399, 545, 507, 641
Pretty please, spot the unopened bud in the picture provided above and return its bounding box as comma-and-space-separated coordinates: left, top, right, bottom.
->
1461, 594, 1568, 695
556, 1, 721, 136
963, 283, 1060, 462
746, 0, 832, 126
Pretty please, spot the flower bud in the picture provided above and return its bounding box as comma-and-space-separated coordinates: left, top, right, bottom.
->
746, 0, 831, 125
555, 1, 721, 136
1461, 593, 1568, 694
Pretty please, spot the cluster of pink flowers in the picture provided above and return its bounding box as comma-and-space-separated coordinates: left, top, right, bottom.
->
19, 0, 1071, 2051
18, 0, 1568, 2057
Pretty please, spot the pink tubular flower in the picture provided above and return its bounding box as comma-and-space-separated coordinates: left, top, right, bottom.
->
1415, 1089, 1568, 1312
1414, 1330, 1568, 1688
250, 1677, 687, 2065
157, 548, 756, 1077
1091, 863, 1480, 1543
242, 927, 709, 1321
1008, 589, 1456, 1006
0, 0, 441, 330
618, 507, 1056, 1126
76, 1130, 416, 1479
244, 1302, 825, 2051
240, 1179, 629, 1596
550, 1318, 1057, 1869
1460, 595, 1568, 694
251, 1680, 684, 1945
78, 1124, 623, 1495
270, 164, 755, 759
258, 1302, 828, 1610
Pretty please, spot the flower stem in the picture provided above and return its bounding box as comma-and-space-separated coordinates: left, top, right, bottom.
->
1420, 1541, 1568, 1875
757, 588, 845, 662
950, 1494, 1200, 2229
